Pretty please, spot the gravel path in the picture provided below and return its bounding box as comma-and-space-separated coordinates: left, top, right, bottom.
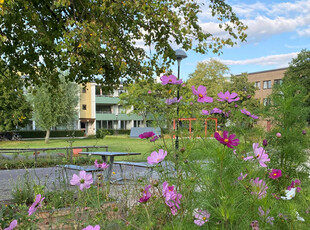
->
0, 164, 162, 201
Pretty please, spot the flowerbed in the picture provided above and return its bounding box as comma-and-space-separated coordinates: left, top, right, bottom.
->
2, 76, 310, 229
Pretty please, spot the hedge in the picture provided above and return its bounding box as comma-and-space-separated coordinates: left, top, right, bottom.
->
16, 130, 85, 138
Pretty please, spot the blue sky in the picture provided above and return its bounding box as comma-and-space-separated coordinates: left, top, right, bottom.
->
169, 0, 310, 80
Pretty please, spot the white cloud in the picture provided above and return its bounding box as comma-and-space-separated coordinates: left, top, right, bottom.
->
209, 52, 298, 66
297, 25, 310, 37
198, 0, 310, 43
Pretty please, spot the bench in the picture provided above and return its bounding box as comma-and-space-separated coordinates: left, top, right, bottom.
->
113, 161, 156, 181
56, 164, 106, 184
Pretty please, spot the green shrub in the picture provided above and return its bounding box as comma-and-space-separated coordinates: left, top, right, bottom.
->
16, 130, 85, 138
96, 129, 112, 138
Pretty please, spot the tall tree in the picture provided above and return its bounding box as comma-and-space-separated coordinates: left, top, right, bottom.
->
31, 76, 79, 143
0, 69, 31, 132
0, 0, 247, 89
187, 59, 229, 97
284, 49, 310, 122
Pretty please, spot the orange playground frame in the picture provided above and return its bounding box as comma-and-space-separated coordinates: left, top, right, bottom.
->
173, 118, 218, 137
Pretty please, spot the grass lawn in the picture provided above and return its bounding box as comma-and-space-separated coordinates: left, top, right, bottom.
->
0, 135, 169, 162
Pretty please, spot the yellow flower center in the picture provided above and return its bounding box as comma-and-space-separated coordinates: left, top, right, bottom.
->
198, 93, 203, 98
168, 89, 172, 94
225, 97, 229, 99
273, 173, 277, 176
80, 179, 85, 184
157, 158, 160, 162
203, 217, 207, 220
169, 79, 172, 82
224, 139, 229, 143
256, 154, 260, 158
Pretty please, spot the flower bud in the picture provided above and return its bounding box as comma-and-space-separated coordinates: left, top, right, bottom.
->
276, 132, 281, 138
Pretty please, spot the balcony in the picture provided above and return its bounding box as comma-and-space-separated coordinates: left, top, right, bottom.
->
95, 96, 120, 104
96, 113, 143, 121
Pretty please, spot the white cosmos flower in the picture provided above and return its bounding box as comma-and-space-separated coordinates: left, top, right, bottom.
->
281, 188, 296, 200
296, 211, 305, 222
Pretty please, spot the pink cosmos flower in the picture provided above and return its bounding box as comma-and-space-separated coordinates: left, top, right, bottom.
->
269, 169, 282, 179
210, 107, 222, 114
150, 135, 159, 142
82, 225, 100, 230
165, 96, 182, 105
237, 172, 248, 181
194, 209, 210, 226
258, 206, 274, 225
251, 220, 259, 230
147, 149, 167, 164
192, 85, 213, 103
162, 181, 182, 216
202, 110, 209, 115
138, 185, 152, 203
28, 194, 45, 216
147, 90, 152, 94
139, 131, 155, 139
70, 170, 93, 191
94, 159, 109, 169
302, 130, 306, 135
258, 206, 270, 217
250, 177, 268, 199
160, 75, 182, 85
217, 91, 240, 103
214, 131, 240, 149
244, 143, 270, 167
276, 132, 281, 138
4, 219, 17, 230
240, 109, 259, 119
287, 179, 301, 192
190, 102, 193, 105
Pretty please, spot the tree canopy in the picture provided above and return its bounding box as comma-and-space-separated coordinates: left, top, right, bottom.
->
30, 76, 79, 143
0, 69, 31, 132
284, 49, 310, 122
0, 0, 247, 89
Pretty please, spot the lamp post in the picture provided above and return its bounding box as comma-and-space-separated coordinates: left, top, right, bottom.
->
175, 49, 187, 150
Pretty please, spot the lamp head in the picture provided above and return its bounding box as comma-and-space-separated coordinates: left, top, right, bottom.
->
175, 49, 187, 61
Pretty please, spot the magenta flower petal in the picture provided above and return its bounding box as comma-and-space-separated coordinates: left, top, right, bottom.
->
214, 131, 239, 149
147, 149, 167, 164
4, 219, 17, 230
82, 225, 101, 230
70, 170, 93, 191
192, 85, 213, 103
139, 131, 155, 139
218, 91, 239, 103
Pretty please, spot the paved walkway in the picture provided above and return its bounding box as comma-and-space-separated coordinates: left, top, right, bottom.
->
0, 164, 165, 201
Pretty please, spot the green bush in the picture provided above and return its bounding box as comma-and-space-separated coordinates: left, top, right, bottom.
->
16, 130, 85, 138
96, 128, 112, 138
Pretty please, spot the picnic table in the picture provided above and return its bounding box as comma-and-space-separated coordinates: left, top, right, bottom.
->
79, 151, 141, 182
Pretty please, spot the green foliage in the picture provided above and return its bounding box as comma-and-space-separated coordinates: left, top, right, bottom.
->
11, 171, 35, 206
264, 80, 310, 176
0, 0, 247, 89
0, 69, 31, 132
30, 76, 79, 142
284, 49, 310, 122
17, 130, 85, 138
44, 190, 75, 210
96, 129, 112, 139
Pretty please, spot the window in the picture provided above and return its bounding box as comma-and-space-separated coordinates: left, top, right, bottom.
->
263, 98, 271, 106
96, 105, 111, 113
274, 79, 283, 85
263, 80, 271, 89
95, 86, 101, 96
255, 81, 261, 89
82, 104, 87, 110
82, 87, 86, 93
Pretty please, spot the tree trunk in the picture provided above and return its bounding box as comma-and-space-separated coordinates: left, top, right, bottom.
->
45, 129, 50, 144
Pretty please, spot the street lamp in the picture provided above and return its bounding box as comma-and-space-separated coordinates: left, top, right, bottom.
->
175, 49, 187, 150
